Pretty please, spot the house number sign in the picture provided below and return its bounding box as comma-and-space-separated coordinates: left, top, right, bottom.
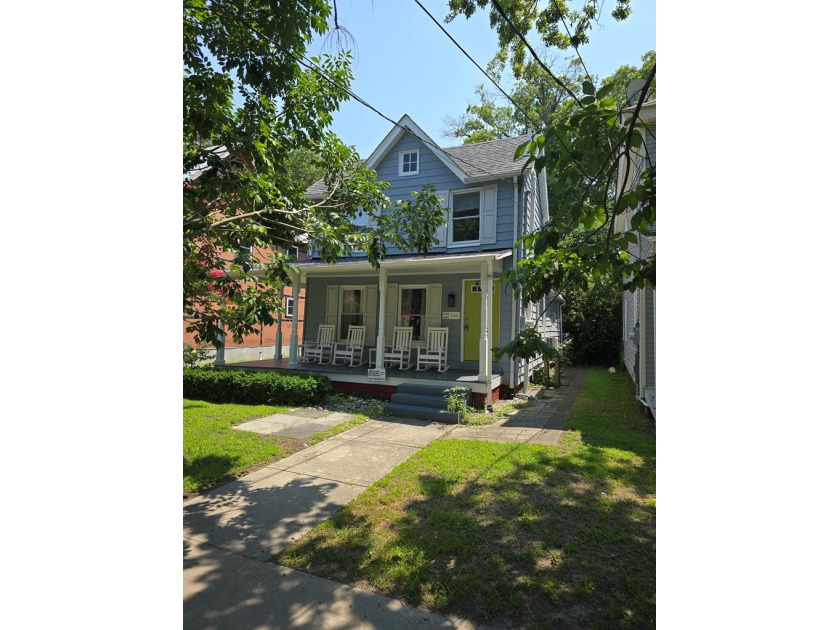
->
442, 311, 460, 320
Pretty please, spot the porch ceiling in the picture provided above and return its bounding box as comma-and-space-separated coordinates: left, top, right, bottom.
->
290, 249, 512, 278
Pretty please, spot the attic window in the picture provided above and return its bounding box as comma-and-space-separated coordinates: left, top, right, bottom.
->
399, 149, 419, 176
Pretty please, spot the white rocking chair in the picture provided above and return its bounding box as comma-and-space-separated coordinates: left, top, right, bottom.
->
416, 327, 449, 373
302, 324, 336, 364
383, 326, 413, 370
333, 325, 366, 367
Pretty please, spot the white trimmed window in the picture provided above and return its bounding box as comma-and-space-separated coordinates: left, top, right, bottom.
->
284, 296, 294, 319
450, 189, 481, 243
398, 149, 419, 176
338, 286, 365, 340
399, 285, 427, 342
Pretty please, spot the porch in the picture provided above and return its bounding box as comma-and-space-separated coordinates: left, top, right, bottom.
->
226, 358, 504, 406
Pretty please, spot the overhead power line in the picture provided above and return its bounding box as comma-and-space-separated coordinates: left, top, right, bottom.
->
412, 0, 541, 134
489, 0, 582, 107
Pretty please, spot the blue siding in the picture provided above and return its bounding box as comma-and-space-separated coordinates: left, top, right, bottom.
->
312, 132, 520, 260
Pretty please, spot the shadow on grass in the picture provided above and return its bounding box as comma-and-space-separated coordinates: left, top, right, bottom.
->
279, 441, 655, 629
183, 454, 242, 494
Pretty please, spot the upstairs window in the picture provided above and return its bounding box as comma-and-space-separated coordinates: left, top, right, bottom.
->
399, 149, 419, 176
451, 190, 481, 243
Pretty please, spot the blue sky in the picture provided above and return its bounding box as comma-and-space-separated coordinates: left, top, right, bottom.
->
307, 0, 656, 157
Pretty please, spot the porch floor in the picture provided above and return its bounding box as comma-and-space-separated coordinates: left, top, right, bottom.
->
224, 358, 502, 392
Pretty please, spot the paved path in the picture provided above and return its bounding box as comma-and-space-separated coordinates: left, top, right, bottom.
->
233, 409, 357, 439
184, 417, 483, 629
445, 367, 590, 445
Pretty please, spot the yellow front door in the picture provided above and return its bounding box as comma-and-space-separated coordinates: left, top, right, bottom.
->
463, 279, 500, 361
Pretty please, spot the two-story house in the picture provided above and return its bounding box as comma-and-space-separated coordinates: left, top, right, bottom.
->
617, 100, 656, 418
244, 114, 560, 409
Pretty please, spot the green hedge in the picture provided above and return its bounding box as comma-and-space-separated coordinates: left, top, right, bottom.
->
183, 367, 332, 406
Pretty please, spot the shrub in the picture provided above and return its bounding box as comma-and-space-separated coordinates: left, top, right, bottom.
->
183, 343, 211, 368
562, 273, 622, 366
183, 366, 332, 406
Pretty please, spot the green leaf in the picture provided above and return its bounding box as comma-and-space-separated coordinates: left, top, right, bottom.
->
582, 80, 595, 95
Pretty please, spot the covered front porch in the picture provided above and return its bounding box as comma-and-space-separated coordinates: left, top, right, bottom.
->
280, 250, 514, 409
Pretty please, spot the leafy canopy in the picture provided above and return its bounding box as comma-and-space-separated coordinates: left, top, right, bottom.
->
183, 0, 445, 347
446, 1, 654, 365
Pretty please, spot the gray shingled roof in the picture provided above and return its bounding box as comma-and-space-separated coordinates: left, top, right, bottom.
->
306, 134, 531, 198
444, 134, 530, 179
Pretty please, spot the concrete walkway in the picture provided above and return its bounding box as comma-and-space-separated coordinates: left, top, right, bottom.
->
233, 409, 357, 439
184, 417, 483, 629
444, 367, 589, 445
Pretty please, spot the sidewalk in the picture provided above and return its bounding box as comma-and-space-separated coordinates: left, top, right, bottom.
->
444, 366, 589, 445
184, 417, 483, 629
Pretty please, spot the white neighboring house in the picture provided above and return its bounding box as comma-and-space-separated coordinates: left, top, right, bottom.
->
617, 99, 656, 418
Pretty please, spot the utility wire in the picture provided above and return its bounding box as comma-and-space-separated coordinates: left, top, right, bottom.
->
553, 0, 594, 86
412, 0, 592, 182
489, 0, 582, 107
412, 0, 541, 134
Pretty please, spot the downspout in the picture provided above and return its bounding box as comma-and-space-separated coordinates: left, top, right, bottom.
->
509, 176, 519, 394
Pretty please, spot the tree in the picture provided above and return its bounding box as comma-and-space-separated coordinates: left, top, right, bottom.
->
445, 1, 654, 365
445, 0, 632, 79
442, 57, 586, 146
184, 0, 445, 347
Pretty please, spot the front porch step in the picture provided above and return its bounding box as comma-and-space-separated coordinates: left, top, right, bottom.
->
389, 392, 449, 410
386, 382, 468, 423
394, 383, 451, 397
386, 403, 459, 424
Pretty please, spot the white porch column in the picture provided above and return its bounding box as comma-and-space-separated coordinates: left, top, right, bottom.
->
483, 259, 493, 409
376, 266, 387, 369
478, 264, 488, 384
289, 272, 301, 368
274, 289, 283, 360
214, 320, 226, 366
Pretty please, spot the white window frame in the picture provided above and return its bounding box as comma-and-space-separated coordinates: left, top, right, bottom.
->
338, 285, 366, 341
287, 245, 299, 259
448, 187, 482, 246
284, 295, 294, 319
398, 149, 420, 176
397, 284, 429, 345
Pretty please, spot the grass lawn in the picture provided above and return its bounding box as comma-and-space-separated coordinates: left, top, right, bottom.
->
183, 398, 374, 497
277, 370, 655, 629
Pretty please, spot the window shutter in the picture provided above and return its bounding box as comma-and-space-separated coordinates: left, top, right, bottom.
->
481, 185, 497, 244
427, 284, 442, 328
436, 190, 449, 248
385, 283, 398, 343
364, 285, 377, 346
325, 285, 338, 327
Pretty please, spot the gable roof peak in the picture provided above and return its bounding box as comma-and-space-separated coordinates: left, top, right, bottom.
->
366, 113, 467, 182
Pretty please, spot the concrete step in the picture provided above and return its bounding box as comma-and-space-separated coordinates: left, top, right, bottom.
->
395, 383, 451, 397
385, 403, 459, 424
389, 392, 449, 410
